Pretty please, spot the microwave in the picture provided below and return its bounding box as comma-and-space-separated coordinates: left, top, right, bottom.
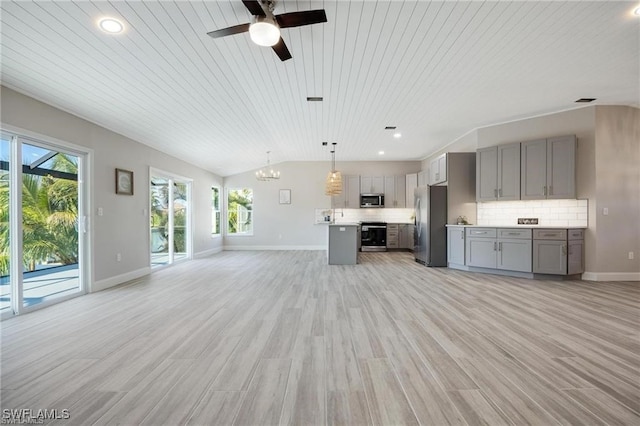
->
360, 193, 384, 208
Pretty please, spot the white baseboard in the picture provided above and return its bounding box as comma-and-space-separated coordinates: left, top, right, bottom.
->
194, 247, 223, 258
91, 267, 151, 292
223, 245, 326, 251
581, 271, 640, 282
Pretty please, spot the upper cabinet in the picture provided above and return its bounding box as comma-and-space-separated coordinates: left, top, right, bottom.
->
417, 170, 428, 187
476, 142, 520, 201
405, 173, 418, 208
477, 135, 576, 202
521, 135, 576, 200
334, 175, 361, 208
429, 153, 447, 185
384, 176, 407, 207
360, 176, 385, 194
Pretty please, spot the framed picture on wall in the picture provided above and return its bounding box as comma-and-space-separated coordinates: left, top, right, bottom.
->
116, 168, 134, 195
279, 189, 291, 204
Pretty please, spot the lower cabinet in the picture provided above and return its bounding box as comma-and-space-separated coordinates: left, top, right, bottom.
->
533, 229, 584, 275
447, 226, 465, 266
388, 224, 414, 250
387, 224, 399, 249
465, 228, 531, 272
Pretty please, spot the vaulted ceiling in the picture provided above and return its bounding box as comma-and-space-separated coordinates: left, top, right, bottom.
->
1, 1, 638, 176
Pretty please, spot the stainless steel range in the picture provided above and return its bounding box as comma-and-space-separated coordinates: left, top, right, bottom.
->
360, 221, 387, 252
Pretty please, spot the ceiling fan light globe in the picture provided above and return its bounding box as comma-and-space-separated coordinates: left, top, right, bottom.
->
249, 21, 280, 46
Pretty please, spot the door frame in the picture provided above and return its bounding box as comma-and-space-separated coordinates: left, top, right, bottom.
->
1, 124, 93, 317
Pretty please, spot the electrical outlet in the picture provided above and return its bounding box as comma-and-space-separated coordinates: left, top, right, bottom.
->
629, 252, 635, 260
98, 207, 103, 216
116, 253, 122, 262
603, 207, 609, 216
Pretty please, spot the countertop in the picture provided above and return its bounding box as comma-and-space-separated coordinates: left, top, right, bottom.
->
329, 222, 360, 227
446, 224, 587, 229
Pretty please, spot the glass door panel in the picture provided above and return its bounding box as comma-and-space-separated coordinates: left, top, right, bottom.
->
150, 177, 169, 267
21, 142, 81, 308
173, 182, 188, 262
0, 137, 10, 314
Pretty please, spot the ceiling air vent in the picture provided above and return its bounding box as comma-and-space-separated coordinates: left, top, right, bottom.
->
384, 126, 397, 130
307, 97, 323, 102
575, 98, 596, 103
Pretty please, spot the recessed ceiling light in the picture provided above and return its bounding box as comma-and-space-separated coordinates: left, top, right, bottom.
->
575, 98, 596, 103
98, 18, 124, 34
634, 6, 640, 16
393, 132, 402, 138
378, 151, 385, 155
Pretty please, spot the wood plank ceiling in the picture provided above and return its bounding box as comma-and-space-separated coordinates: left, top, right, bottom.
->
1, 1, 638, 176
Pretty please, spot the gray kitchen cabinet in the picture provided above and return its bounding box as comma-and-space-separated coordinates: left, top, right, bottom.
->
399, 224, 414, 250
429, 153, 447, 185
387, 224, 399, 249
405, 173, 418, 208
521, 135, 576, 200
466, 228, 531, 271
476, 143, 520, 201
465, 228, 497, 268
533, 228, 584, 275
447, 226, 465, 266
360, 176, 385, 193
334, 175, 361, 208
328, 224, 358, 265
384, 175, 407, 207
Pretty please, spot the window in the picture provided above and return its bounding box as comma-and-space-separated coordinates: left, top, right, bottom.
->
211, 186, 220, 236
227, 188, 253, 235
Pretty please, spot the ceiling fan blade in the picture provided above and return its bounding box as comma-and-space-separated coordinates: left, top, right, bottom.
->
272, 37, 292, 61
275, 10, 327, 28
207, 23, 250, 39
242, 0, 266, 16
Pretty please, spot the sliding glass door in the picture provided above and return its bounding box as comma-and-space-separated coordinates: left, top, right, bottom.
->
1, 132, 88, 316
150, 171, 191, 267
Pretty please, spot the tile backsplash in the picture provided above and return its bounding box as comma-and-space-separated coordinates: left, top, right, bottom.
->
477, 199, 588, 227
333, 208, 414, 224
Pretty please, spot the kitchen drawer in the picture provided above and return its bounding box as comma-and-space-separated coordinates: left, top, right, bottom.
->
387, 224, 399, 230
466, 228, 497, 238
498, 228, 532, 239
568, 229, 584, 240
533, 229, 567, 240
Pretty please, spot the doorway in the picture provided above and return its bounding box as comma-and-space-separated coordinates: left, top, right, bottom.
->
1, 132, 89, 317
150, 171, 191, 267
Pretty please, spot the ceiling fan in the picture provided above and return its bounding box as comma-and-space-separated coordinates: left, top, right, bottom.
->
207, 0, 327, 61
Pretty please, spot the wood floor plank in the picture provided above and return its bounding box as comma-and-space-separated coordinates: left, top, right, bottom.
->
1, 251, 637, 425
359, 357, 420, 425
233, 358, 291, 426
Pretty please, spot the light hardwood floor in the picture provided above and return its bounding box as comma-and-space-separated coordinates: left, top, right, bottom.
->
1, 250, 639, 425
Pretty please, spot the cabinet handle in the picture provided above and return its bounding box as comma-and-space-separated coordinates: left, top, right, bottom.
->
562, 244, 567, 255
508, 232, 519, 235
498, 242, 502, 251
475, 231, 487, 234
461, 232, 464, 239
543, 186, 547, 196
493, 242, 497, 251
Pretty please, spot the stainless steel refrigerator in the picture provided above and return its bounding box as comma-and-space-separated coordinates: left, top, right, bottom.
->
414, 185, 447, 266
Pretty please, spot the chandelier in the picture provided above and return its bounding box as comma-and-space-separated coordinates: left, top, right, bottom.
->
255, 151, 280, 181
325, 142, 342, 195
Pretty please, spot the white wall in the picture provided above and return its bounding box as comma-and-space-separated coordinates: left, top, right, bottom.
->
223, 161, 421, 249
1, 86, 223, 290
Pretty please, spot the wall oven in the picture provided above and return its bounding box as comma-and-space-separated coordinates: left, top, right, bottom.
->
360, 221, 387, 252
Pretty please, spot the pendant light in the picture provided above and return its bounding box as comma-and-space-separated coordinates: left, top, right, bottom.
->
325, 143, 342, 195
256, 151, 280, 181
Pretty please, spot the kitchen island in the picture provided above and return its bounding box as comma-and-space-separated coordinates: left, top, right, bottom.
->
328, 223, 359, 265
